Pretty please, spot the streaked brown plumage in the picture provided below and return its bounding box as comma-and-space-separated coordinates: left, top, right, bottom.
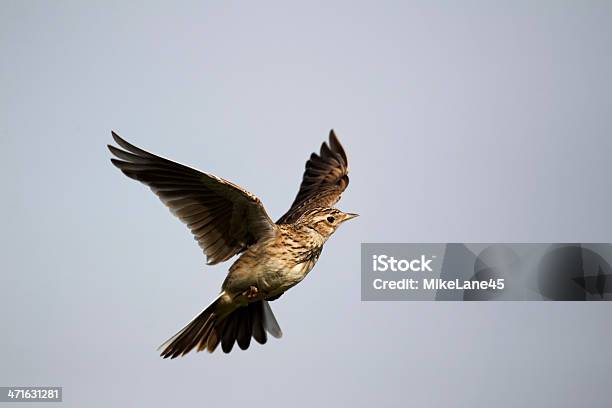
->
108, 129, 356, 358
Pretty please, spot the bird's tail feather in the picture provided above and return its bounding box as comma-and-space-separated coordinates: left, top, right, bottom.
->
159, 294, 282, 358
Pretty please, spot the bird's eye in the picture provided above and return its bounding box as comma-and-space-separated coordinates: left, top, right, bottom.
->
327, 216, 335, 223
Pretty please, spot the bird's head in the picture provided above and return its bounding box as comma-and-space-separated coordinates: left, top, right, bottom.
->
298, 207, 359, 239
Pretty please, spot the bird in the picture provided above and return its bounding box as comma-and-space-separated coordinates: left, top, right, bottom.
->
108, 129, 357, 358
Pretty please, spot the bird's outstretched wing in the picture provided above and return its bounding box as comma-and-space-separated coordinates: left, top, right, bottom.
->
108, 131, 277, 265
277, 130, 349, 224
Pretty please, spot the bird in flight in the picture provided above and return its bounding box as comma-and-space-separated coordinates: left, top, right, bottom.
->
108, 130, 356, 358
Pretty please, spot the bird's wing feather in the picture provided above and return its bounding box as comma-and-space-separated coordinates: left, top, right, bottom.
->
108, 131, 277, 265
277, 130, 349, 224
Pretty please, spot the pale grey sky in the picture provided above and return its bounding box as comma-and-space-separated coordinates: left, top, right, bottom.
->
1, 1, 611, 407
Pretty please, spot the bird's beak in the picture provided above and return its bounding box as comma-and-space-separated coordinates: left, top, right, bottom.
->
343, 213, 359, 221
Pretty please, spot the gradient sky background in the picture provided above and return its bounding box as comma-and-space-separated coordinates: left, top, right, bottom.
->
2, 1, 611, 407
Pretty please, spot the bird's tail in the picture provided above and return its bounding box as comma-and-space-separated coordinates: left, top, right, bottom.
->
159, 293, 282, 358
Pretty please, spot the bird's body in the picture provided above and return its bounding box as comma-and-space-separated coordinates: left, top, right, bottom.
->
224, 223, 324, 302
108, 130, 355, 358
224, 207, 352, 301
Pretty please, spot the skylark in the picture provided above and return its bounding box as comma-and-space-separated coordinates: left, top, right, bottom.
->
108, 130, 356, 358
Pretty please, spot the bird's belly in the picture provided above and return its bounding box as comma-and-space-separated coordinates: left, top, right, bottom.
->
223, 247, 320, 300
284, 260, 315, 283
259, 260, 315, 295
